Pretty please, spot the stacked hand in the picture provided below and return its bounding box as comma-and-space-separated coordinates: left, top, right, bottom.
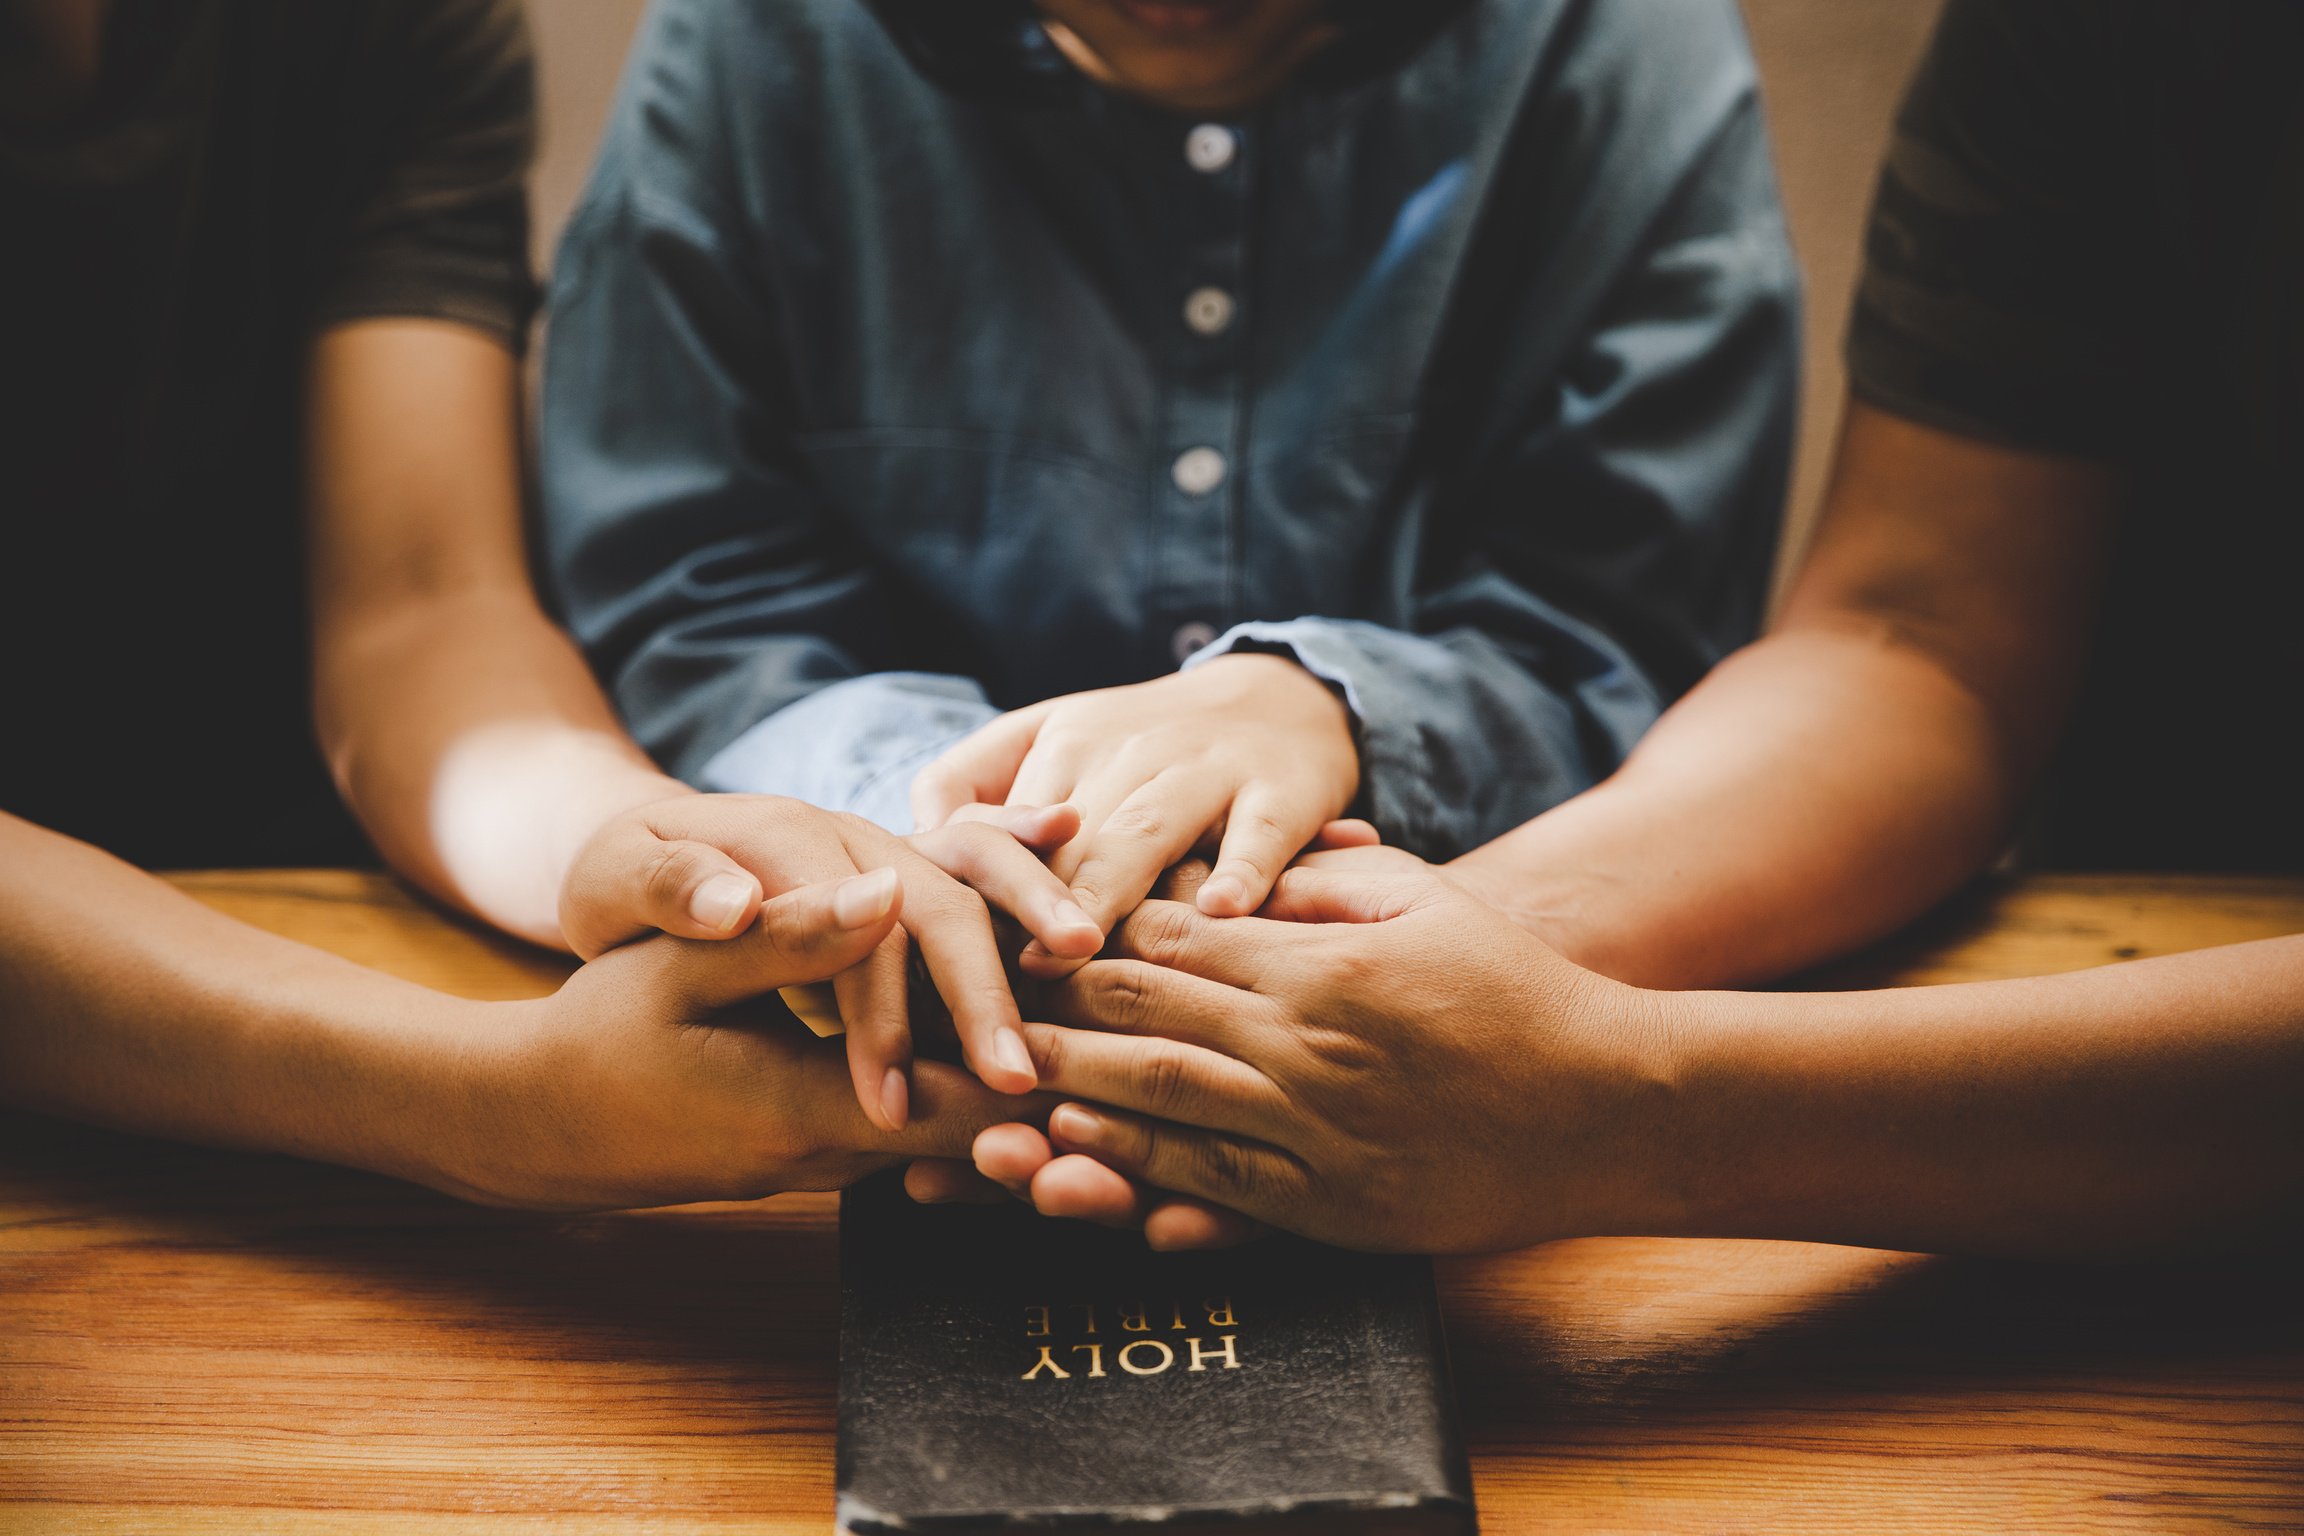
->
556, 793, 1105, 1132
926, 869, 1676, 1254
910, 654, 1364, 952
435, 870, 1046, 1210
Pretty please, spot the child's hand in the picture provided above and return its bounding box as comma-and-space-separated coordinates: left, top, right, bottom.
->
448, 872, 1049, 1211
558, 794, 1103, 1129
910, 654, 1360, 971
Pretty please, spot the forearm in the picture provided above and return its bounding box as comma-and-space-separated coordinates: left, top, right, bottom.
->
318, 584, 686, 947
0, 814, 502, 1196
306, 319, 687, 949
1450, 624, 2017, 988
1640, 937, 2304, 1258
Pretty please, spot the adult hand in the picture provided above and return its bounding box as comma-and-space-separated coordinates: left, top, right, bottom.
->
445, 871, 1049, 1211
899, 828, 1382, 1241
559, 794, 1104, 1130
986, 870, 1678, 1252
909, 655, 1361, 960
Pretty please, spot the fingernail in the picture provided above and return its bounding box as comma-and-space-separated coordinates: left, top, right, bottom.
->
1052, 1103, 1104, 1144
991, 1028, 1036, 1087
1020, 939, 1052, 963
690, 874, 757, 932
880, 1067, 909, 1132
1055, 900, 1101, 936
833, 867, 900, 928
1198, 876, 1244, 913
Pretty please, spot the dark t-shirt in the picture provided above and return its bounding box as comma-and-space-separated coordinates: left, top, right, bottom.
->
0, 0, 534, 867
1849, 0, 2304, 871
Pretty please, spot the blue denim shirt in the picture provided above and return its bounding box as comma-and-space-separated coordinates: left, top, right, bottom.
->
541, 0, 1797, 859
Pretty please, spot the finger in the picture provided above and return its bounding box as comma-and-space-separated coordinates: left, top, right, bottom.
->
911, 822, 1104, 960
1142, 1198, 1267, 1252
878, 1058, 1056, 1162
1027, 1154, 1152, 1228
1020, 1151, 1260, 1247
1020, 1024, 1287, 1140
894, 860, 1039, 1095
1197, 783, 1325, 918
1305, 818, 1382, 852
1258, 867, 1440, 926
656, 868, 900, 1010
1025, 769, 1234, 975
972, 1121, 1056, 1196
1041, 957, 1261, 1054
1044, 1101, 1306, 1224
942, 801, 1083, 853
561, 827, 766, 960
910, 706, 1052, 831
1005, 739, 1095, 829
836, 928, 916, 1134
1151, 857, 1213, 904
1103, 899, 1288, 990
903, 1159, 1010, 1205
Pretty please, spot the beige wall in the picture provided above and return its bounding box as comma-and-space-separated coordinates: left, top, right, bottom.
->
527, 0, 1944, 583
1741, 0, 1943, 578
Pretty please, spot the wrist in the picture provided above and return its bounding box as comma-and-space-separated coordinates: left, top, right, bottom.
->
1522, 972, 1704, 1244
1445, 845, 1601, 961
343, 992, 542, 1205
1197, 649, 1360, 792
1608, 986, 1753, 1240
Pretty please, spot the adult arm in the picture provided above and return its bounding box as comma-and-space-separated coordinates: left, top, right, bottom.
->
1447, 0, 2149, 987
300, 0, 777, 948
0, 811, 1034, 1210
308, 319, 723, 949
1007, 876, 2304, 1258
1448, 401, 2116, 986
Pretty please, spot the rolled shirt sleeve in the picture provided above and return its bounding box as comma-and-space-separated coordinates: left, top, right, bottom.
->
1184, 611, 1650, 861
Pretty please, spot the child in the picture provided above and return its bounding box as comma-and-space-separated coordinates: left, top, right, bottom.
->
543, 0, 1796, 1038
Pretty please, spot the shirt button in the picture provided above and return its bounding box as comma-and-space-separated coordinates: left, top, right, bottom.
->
1185, 124, 1237, 174
1171, 446, 1228, 497
1183, 286, 1236, 336
1172, 621, 1220, 662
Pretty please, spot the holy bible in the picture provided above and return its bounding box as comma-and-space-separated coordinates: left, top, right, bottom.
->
836, 1171, 1477, 1535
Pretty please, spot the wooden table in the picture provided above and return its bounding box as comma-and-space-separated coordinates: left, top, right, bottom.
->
4, 872, 2302, 1533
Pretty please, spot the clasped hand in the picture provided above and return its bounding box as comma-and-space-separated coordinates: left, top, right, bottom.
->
557, 793, 1101, 1131
947, 869, 1679, 1254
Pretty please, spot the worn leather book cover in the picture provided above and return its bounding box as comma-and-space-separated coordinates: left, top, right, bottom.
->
836, 1171, 1477, 1534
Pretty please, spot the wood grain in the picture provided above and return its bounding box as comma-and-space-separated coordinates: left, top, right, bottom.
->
3, 872, 2300, 1534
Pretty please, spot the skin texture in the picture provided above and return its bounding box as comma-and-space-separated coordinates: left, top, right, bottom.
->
1033, 0, 1336, 116
998, 873, 2304, 1258
913, 653, 1361, 958
940, 401, 2303, 1256
0, 814, 1045, 1211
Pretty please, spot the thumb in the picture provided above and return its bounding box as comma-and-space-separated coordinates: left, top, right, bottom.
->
561, 826, 765, 960
1257, 867, 1434, 926
1306, 818, 1382, 852
907, 705, 1051, 832
941, 800, 1082, 853
666, 868, 903, 1012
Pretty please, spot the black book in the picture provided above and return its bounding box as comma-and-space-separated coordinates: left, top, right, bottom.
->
836, 1171, 1477, 1534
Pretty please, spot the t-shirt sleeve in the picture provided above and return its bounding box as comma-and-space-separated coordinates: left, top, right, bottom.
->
310, 0, 538, 347
1846, 0, 2151, 460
